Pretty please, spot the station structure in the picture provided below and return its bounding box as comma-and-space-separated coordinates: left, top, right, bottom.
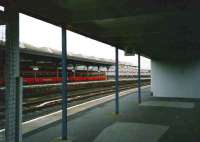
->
0, 40, 150, 84
1, 0, 200, 142
0, 41, 114, 72
0, 34, 150, 83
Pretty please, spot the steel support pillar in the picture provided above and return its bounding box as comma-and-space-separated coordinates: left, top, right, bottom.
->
115, 47, 119, 114
106, 66, 110, 80
15, 77, 23, 142
56, 67, 59, 79
5, 4, 21, 142
137, 53, 142, 104
86, 65, 89, 77
61, 26, 68, 140
97, 66, 100, 79
73, 64, 76, 78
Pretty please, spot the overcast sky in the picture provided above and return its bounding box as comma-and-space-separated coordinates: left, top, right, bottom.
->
0, 10, 151, 69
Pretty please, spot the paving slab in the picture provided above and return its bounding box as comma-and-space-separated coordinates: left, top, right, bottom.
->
93, 122, 169, 142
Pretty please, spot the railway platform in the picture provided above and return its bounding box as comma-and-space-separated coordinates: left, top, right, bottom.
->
13, 86, 200, 142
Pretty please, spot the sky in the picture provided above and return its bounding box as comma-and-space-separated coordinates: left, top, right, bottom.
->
0, 9, 151, 69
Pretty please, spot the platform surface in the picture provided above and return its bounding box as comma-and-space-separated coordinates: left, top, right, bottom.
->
23, 87, 200, 142
140, 100, 195, 109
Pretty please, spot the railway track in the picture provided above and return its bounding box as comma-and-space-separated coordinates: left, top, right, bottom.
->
0, 81, 150, 128
23, 83, 140, 113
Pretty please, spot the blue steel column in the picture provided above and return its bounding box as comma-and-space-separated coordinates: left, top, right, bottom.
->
115, 47, 119, 114
138, 53, 141, 104
5, 4, 20, 142
61, 26, 68, 140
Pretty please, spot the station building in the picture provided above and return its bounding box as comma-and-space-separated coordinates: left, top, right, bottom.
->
1, 0, 200, 142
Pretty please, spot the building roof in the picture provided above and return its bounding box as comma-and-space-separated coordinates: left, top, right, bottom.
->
20, 42, 114, 66
0, 41, 114, 66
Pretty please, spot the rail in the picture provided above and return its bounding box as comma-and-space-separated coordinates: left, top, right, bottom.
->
0, 80, 150, 129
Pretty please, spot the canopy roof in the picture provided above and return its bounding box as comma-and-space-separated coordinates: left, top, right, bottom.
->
1, 0, 200, 60
0, 42, 114, 66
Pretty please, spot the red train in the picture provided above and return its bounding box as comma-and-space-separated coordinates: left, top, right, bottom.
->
0, 68, 107, 86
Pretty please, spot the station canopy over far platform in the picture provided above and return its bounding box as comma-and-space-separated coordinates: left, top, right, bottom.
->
1, 0, 200, 60
0, 42, 114, 66
20, 43, 114, 66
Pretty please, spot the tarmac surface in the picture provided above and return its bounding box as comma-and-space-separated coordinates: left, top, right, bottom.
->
23, 87, 200, 142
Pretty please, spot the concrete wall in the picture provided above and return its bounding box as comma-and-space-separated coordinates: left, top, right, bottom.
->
151, 60, 200, 98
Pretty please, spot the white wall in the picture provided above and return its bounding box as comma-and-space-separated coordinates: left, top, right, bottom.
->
151, 60, 200, 98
